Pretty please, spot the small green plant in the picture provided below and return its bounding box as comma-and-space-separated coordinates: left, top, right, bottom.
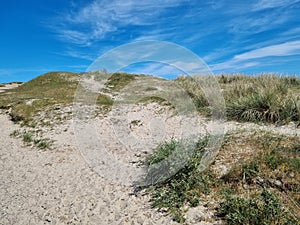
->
96, 94, 113, 106
242, 162, 259, 182
23, 132, 33, 143
138, 96, 169, 105
145, 86, 158, 91
34, 139, 52, 149
10, 130, 20, 137
217, 189, 297, 225
10, 130, 53, 150
142, 136, 215, 222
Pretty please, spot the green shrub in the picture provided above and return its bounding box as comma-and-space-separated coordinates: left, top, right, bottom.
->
23, 132, 33, 143
217, 189, 297, 225
142, 136, 215, 222
32, 137, 52, 149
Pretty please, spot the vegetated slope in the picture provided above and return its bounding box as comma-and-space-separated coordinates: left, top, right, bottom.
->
144, 130, 300, 224
2, 71, 299, 125
0, 71, 138, 124
176, 74, 300, 124
0, 72, 80, 123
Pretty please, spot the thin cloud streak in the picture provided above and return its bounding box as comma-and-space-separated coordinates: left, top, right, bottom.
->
252, 0, 300, 11
210, 40, 300, 72
234, 40, 300, 60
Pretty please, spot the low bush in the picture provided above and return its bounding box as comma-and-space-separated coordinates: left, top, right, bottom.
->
217, 189, 297, 225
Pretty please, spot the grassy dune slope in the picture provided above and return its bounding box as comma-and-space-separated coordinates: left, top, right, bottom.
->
145, 131, 300, 223
176, 74, 300, 124
0, 72, 80, 122
0, 72, 135, 123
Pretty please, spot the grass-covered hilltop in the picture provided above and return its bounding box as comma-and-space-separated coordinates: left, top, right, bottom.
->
0, 71, 299, 224
1, 72, 299, 125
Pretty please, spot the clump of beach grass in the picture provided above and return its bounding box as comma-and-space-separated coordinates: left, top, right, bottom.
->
176, 74, 300, 124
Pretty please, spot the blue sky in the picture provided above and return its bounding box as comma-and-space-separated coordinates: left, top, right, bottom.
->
1, 0, 300, 82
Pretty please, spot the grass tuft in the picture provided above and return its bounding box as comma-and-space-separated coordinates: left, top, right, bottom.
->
10, 130, 53, 150
141, 136, 216, 222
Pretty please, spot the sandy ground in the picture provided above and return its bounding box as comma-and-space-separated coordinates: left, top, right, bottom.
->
0, 80, 218, 225
0, 111, 186, 225
0, 78, 299, 225
0, 83, 22, 93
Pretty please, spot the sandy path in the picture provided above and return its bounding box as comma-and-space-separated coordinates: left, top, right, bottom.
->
0, 114, 180, 225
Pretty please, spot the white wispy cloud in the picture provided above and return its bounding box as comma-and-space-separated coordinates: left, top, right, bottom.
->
57, 30, 95, 46
234, 40, 300, 60
227, 10, 288, 34
213, 0, 297, 35
210, 60, 260, 72
49, 0, 300, 75
58, 49, 95, 61
54, 0, 186, 46
280, 27, 300, 38
210, 40, 300, 71
252, 0, 300, 11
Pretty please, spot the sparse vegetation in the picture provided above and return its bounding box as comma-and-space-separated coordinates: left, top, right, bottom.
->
0, 72, 79, 123
96, 94, 114, 107
143, 130, 300, 223
145, 86, 158, 91
3, 72, 298, 125
175, 76, 209, 113
138, 96, 170, 106
10, 130, 53, 150
10, 129, 20, 137
0, 71, 115, 123
105, 72, 136, 91
141, 136, 216, 222
22, 132, 34, 143
217, 189, 297, 225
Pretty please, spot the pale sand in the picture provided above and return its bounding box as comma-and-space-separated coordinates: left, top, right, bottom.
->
0, 99, 299, 225
0, 83, 22, 93
0, 112, 184, 225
